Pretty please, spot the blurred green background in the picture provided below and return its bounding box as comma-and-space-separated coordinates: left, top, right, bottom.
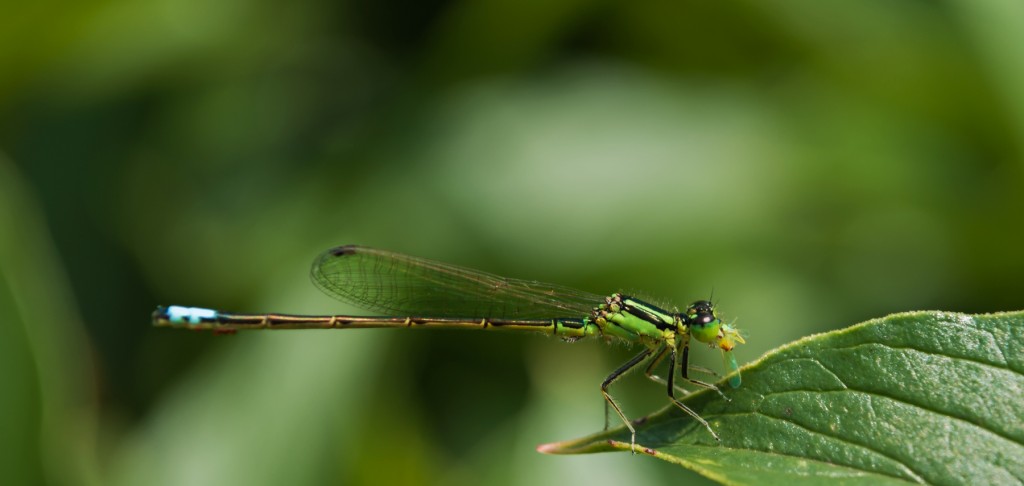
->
3, 1, 1023, 485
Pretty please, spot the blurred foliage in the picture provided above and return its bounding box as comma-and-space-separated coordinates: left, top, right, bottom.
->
2, 0, 1023, 485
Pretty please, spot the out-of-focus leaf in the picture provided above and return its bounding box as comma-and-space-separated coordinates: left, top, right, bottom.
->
540, 311, 1024, 485
0, 157, 99, 485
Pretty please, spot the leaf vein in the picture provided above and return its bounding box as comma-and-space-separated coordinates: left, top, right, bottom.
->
811, 357, 1023, 445
701, 410, 927, 484
831, 341, 1017, 377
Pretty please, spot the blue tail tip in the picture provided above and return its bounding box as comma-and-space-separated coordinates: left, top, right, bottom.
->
162, 305, 218, 325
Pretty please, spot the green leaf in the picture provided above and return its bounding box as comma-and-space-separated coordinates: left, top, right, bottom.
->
538, 311, 1024, 485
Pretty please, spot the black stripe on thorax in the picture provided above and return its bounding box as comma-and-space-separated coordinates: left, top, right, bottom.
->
618, 296, 676, 331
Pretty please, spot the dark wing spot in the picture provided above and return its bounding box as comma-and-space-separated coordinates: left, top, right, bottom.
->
329, 245, 359, 256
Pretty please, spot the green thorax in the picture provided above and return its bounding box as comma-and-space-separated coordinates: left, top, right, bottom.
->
588, 295, 738, 350
591, 294, 679, 344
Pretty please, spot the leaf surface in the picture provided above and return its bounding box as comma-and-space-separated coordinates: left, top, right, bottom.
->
540, 311, 1024, 485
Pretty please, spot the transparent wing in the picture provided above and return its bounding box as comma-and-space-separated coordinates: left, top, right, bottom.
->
310, 245, 603, 318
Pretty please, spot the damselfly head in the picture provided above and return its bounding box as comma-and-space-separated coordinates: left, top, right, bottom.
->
684, 301, 745, 351
684, 300, 717, 325
683, 300, 722, 345
683, 301, 744, 387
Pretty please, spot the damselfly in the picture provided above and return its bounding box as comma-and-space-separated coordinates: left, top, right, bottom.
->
153, 245, 745, 450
